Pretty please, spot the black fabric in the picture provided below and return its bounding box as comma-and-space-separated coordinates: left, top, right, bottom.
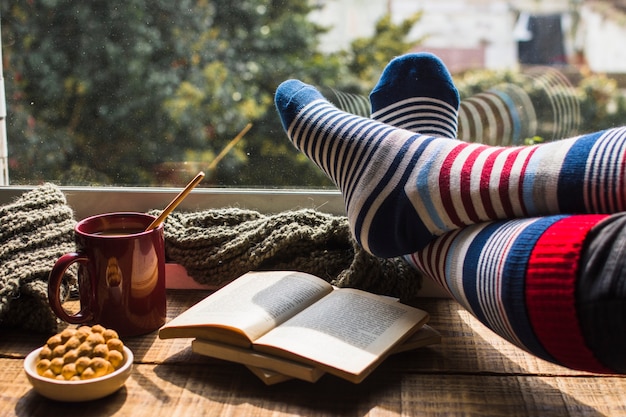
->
577, 212, 626, 373
518, 14, 567, 65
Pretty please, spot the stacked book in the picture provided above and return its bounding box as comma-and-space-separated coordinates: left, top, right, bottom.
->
159, 270, 440, 385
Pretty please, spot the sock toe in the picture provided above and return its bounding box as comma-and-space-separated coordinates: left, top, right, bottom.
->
275, 79, 326, 130
370, 52, 459, 110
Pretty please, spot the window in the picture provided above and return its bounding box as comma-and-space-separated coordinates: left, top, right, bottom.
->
1, 1, 626, 216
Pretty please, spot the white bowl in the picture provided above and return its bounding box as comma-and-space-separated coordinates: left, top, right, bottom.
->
24, 346, 133, 402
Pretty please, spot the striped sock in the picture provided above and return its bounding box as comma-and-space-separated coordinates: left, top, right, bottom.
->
406, 214, 625, 374
364, 54, 626, 374
369, 53, 459, 138
274, 79, 626, 258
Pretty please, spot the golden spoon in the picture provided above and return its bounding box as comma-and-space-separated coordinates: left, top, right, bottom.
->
145, 171, 205, 231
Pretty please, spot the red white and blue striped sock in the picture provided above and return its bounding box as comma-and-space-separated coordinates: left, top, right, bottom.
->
406, 214, 626, 374
274, 80, 626, 258
369, 53, 459, 138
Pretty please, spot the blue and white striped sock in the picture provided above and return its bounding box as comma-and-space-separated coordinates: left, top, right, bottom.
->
369, 53, 459, 138
274, 79, 626, 258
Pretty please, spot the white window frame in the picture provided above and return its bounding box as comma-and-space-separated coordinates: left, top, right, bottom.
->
0, 20, 8, 186
0, 186, 345, 219
0, 185, 448, 297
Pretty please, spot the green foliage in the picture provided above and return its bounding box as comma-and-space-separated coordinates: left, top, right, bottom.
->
1, 1, 328, 186
576, 73, 626, 133
3, 0, 212, 184
455, 68, 626, 142
455, 70, 525, 98
1, 2, 424, 187
345, 12, 425, 90
523, 136, 545, 146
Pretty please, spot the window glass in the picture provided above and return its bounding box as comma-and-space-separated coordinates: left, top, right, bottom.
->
1, 0, 625, 188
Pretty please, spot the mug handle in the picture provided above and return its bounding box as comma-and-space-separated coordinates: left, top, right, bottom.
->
48, 252, 94, 324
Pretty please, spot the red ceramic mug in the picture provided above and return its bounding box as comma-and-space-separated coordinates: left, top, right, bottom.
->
48, 212, 166, 336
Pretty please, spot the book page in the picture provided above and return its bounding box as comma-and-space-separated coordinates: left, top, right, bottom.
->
159, 271, 333, 342
253, 288, 429, 381
244, 324, 441, 385
245, 366, 294, 385
191, 339, 325, 383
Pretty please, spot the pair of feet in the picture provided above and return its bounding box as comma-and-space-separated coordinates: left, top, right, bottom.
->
274, 53, 626, 258
274, 54, 626, 375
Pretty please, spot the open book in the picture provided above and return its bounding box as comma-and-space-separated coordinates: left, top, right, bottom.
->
159, 270, 430, 383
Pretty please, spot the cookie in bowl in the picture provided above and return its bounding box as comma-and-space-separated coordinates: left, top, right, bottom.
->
24, 325, 133, 402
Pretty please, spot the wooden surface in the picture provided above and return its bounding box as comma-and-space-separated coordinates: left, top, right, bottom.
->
1, 291, 625, 417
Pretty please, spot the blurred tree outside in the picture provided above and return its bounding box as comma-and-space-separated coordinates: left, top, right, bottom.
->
0, 0, 423, 187
345, 11, 424, 91
455, 68, 626, 143
3, 1, 623, 188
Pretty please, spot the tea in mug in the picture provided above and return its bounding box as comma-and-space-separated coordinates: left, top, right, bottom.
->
93, 228, 145, 237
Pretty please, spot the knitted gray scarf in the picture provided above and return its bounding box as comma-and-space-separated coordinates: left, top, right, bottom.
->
156, 208, 423, 297
0, 184, 76, 333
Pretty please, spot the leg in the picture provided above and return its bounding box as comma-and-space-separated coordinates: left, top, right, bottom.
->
406, 213, 626, 374
275, 80, 626, 257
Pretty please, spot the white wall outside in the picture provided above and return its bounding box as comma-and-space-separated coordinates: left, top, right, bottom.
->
310, 0, 626, 74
